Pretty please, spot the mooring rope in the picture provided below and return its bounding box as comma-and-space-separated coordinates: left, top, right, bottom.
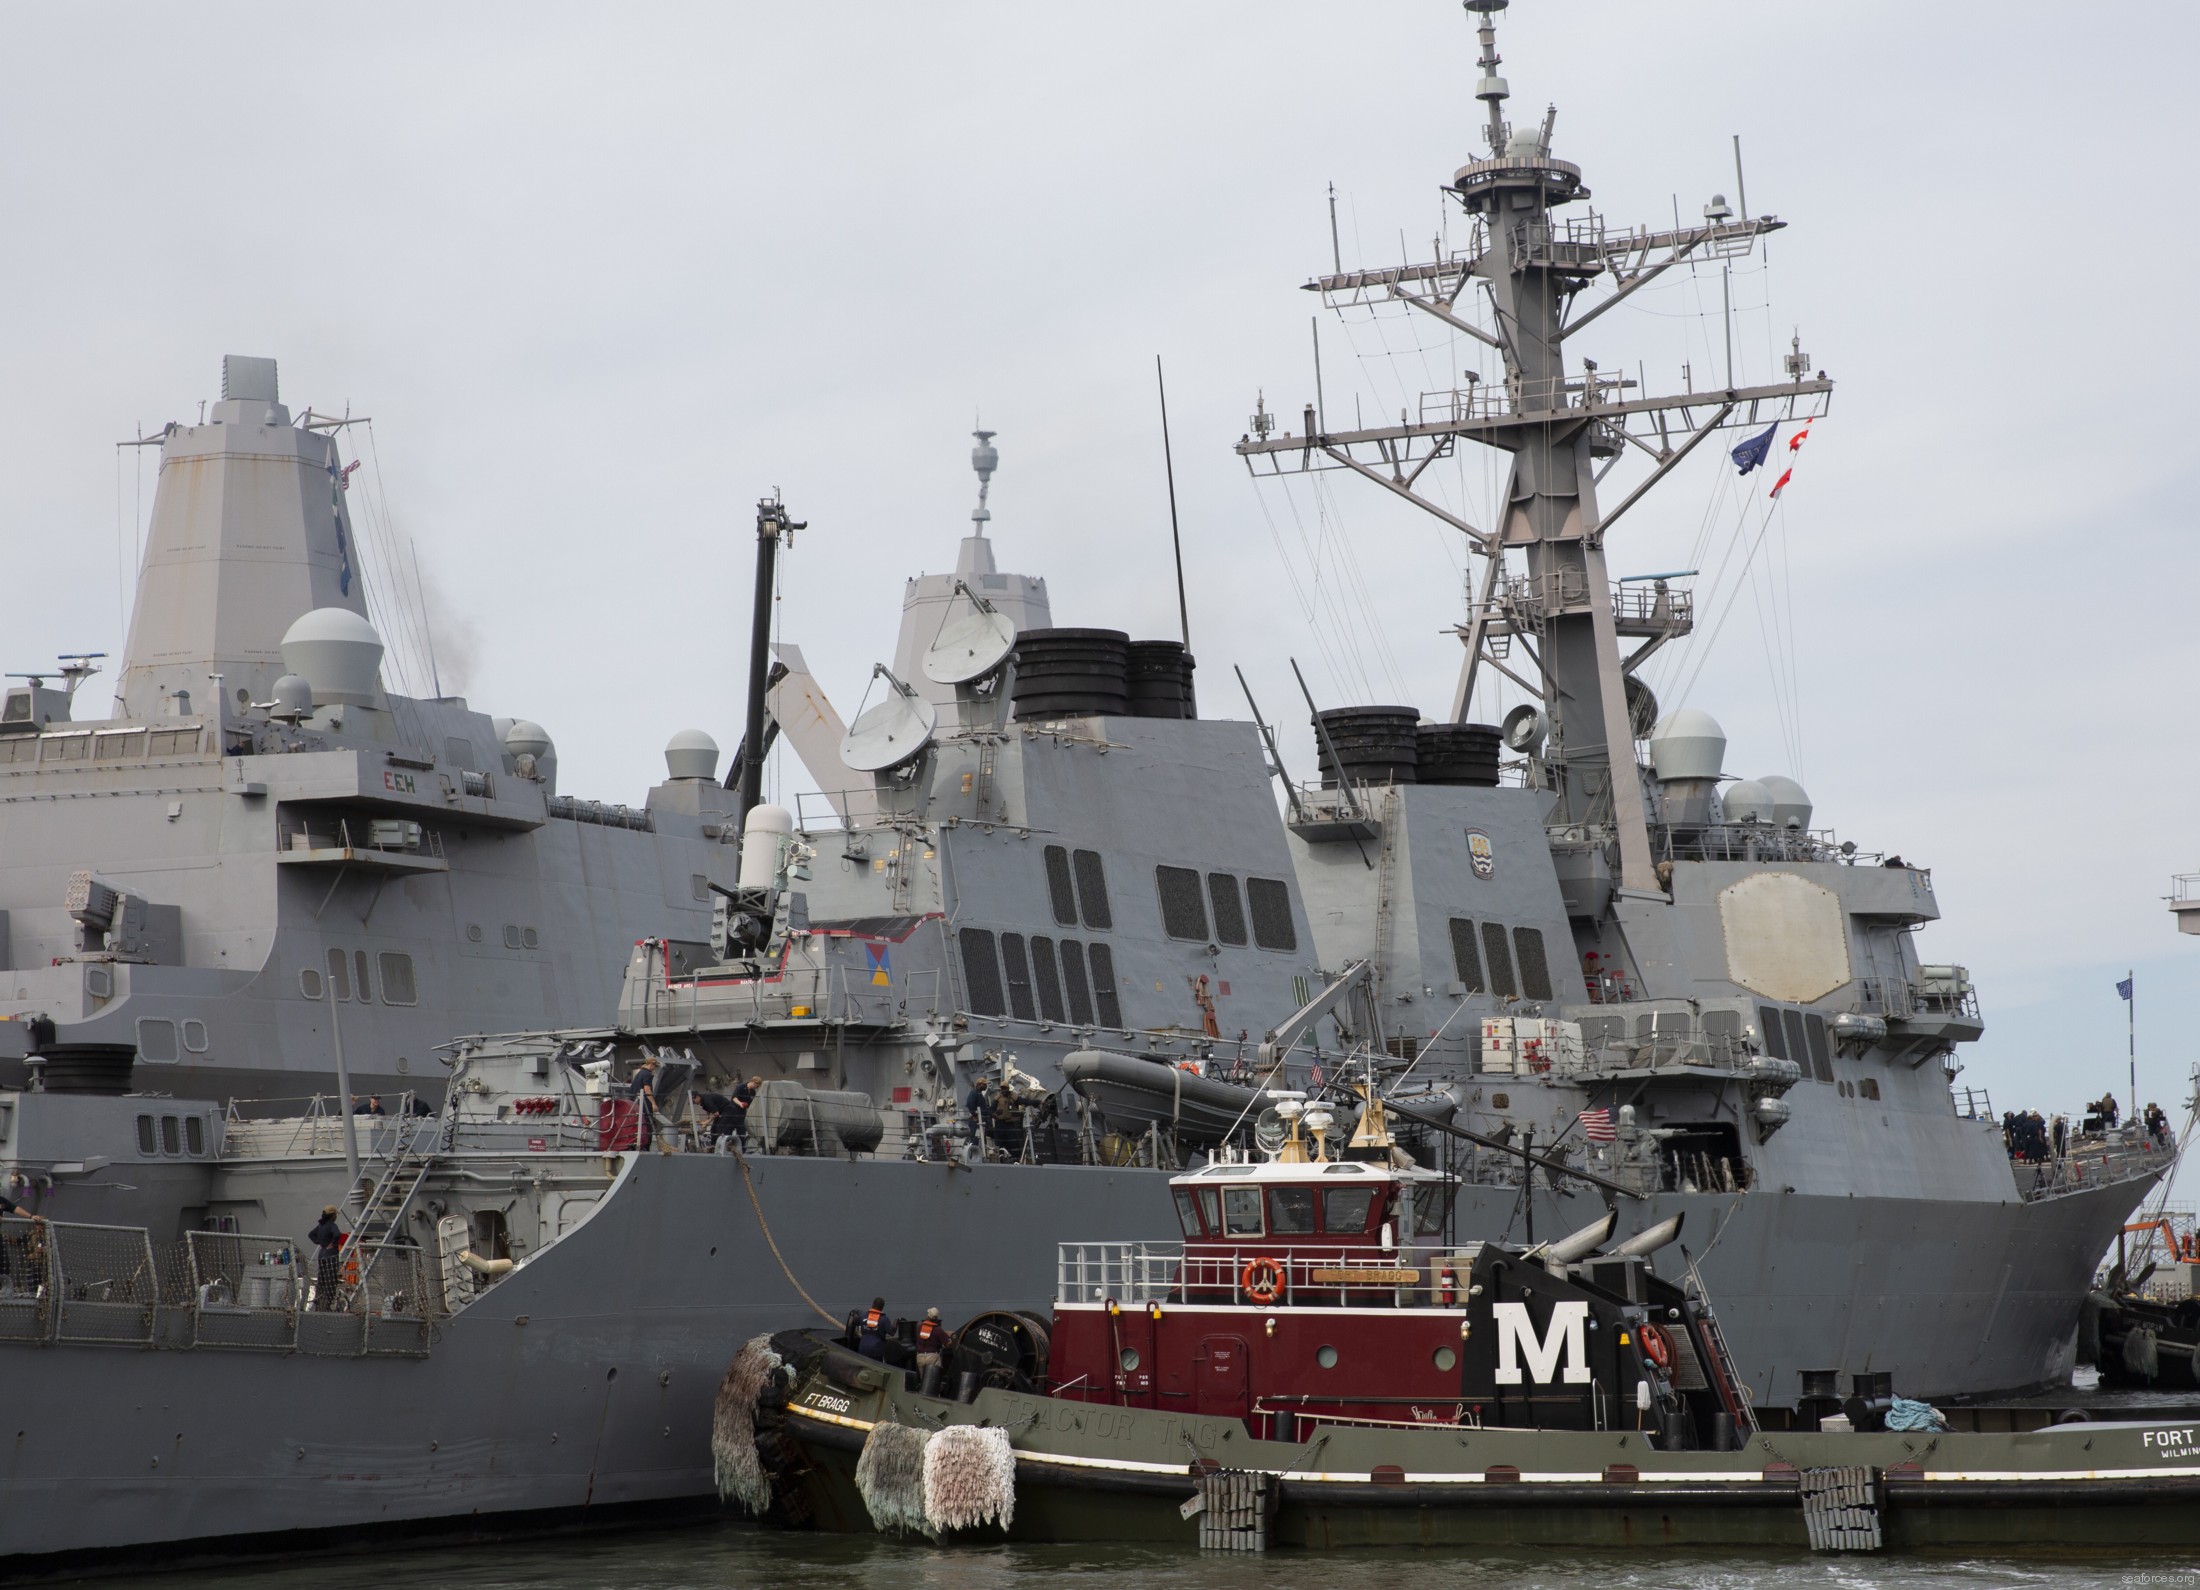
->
733, 1149, 841, 1328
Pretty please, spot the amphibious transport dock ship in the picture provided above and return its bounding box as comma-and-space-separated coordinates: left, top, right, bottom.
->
0, 357, 741, 1102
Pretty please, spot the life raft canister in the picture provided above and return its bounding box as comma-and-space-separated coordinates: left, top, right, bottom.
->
1640, 1321, 1674, 1371
1240, 1255, 1287, 1306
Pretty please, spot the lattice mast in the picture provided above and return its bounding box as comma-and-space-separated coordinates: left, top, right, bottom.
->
1238, 0, 1831, 894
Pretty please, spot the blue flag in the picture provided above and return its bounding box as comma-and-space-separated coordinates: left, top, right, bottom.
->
2117, 976, 2134, 1001
1731, 422, 1778, 476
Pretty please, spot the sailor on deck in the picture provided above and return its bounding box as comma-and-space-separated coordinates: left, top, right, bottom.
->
856, 1297, 897, 1361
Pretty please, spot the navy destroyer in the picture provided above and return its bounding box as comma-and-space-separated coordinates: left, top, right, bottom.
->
0, 2, 2174, 1571
629, 0, 2171, 1409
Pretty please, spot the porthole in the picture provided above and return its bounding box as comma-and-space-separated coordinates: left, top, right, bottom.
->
466, 924, 484, 944
1433, 1346, 1458, 1372
1118, 1347, 1141, 1372
1316, 1345, 1339, 1370
522, 927, 540, 950
300, 967, 325, 1000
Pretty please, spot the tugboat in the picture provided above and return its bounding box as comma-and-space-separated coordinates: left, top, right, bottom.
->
752, 1092, 2200, 1551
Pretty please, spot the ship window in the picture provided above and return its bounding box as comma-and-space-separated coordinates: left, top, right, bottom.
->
1860, 1077, 1881, 1101
1087, 942, 1123, 1028
1030, 937, 1067, 1023
181, 1019, 209, 1053
999, 934, 1037, 1021
185, 1116, 206, 1155
1072, 849, 1113, 930
1208, 874, 1248, 946
1804, 1013, 1833, 1079
1195, 1187, 1220, 1233
1043, 846, 1078, 926
1758, 1006, 1787, 1060
1703, 1010, 1742, 1041
355, 950, 373, 1004
522, 927, 540, 950
1398, 1183, 1447, 1236
1247, 878, 1297, 952
160, 1116, 181, 1155
136, 1115, 157, 1156
1480, 923, 1517, 998
1268, 1185, 1317, 1235
444, 737, 477, 772
503, 924, 523, 949
1060, 940, 1095, 1026
1655, 1012, 1693, 1039
1579, 1015, 1626, 1047
958, 929, 1005, 1017
1783, 1010, 1819, 1082
1173, 1188, 1204, 1237
1514, 928, 1553, 1000
135, 1018, 179, 1064
378, 952, 418, 1006
690, 873, 710, 902
1434, 1346, 1458, 1372
1316, 1345, 1339, 1369
1448, 919, 1484, 991
1322, 1186, 1377, 1234
299, 967, 324, 1000
1221, 1187, 1264, 1237
1156, 866, 1208, 940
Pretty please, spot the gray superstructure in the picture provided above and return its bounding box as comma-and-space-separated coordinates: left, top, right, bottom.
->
0, 356, 740, 1100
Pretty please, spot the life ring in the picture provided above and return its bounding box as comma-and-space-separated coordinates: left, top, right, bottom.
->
1240, 1255, 1287, 1306
1640, 1322, 1673, 1372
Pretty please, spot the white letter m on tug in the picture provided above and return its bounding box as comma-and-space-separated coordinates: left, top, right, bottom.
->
1492, 1300, 1592, 1385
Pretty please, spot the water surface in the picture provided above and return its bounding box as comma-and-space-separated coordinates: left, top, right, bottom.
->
157, 1523, 2200, 1590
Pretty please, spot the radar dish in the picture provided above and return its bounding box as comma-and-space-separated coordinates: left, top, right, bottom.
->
840, 680, 938, 773
1501, 704, 1547, 755
923, 606, 1016, 686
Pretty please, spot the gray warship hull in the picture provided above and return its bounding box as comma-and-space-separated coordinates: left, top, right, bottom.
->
0, 1150, 1177, 1570
1469, 1178, 2159, 1405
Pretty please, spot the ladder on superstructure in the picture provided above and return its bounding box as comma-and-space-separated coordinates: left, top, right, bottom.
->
343, 1112, 439, 1304
1683, 1244, 1758, 1436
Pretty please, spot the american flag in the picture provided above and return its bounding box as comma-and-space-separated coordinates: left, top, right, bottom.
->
1577, 1107, 1617, 1143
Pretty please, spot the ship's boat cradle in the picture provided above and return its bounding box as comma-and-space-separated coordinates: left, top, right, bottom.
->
778, 1360, 2200, 1550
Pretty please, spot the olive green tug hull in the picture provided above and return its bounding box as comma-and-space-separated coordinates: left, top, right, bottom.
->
777, 1367, 2200, 1552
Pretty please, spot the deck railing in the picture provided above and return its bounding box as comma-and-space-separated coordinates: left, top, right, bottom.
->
0, 1216, 436, 1356
1058, 1241, 1443, 1307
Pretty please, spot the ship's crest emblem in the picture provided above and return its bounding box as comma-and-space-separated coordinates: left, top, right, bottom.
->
1466, 829, 1496, 880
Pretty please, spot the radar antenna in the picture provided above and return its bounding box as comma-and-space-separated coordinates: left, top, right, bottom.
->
1238, 0, 1831, 894
969, 429, 999, 535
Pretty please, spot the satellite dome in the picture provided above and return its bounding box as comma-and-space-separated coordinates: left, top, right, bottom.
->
502, 719, 552, 760
1722, 778, 1773, 825
1647, 709, 1726, 783
664, 728, 719, 782
1759, 774, 1813, 832
279, 608, 383, 706
269, 674, 314, 719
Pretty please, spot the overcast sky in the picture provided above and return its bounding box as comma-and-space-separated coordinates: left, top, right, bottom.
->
4, 2, 2196, 1132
